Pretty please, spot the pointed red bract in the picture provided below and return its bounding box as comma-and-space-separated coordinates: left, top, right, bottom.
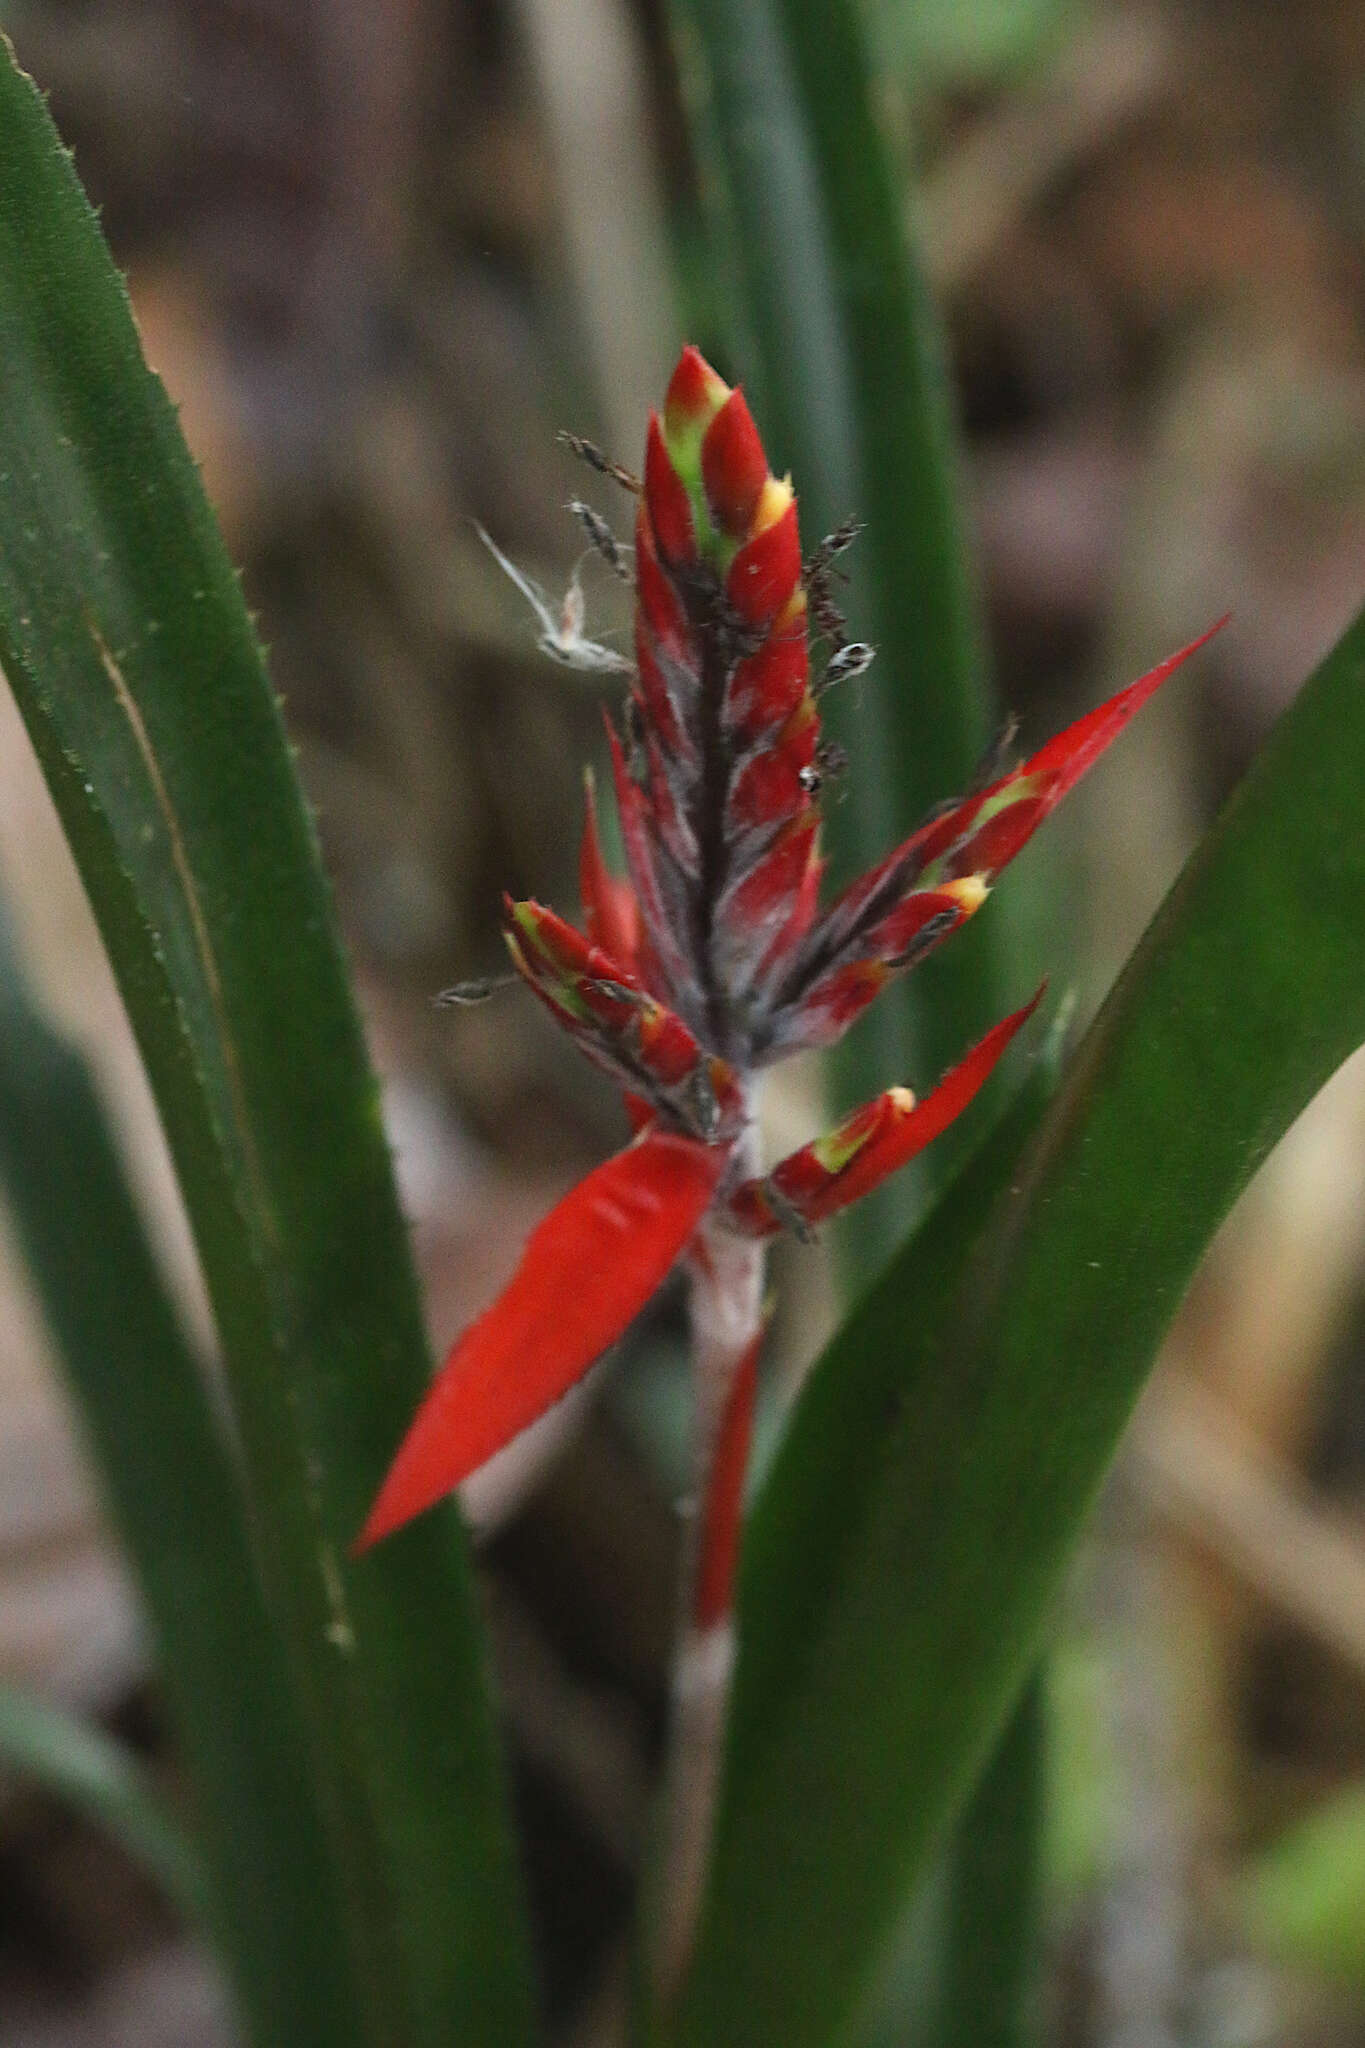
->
729, 988, 1044, 1237
503, 896, 744, 1138
767, 620, 1226, 1058
725, 625, 810, 741
1015, 620, 1228, 805
579, 772, 641, 968
357, 1131, 725, 1548
604, 713, 694, 1003
645, 413, 697, 565
935, 621, 1229, 892
726, 499, 801, 625
931, 619, 1232, 885
702, 389, 768, 538
663, 345, 729, 439
633, 508, 691, 668
802, 988, 1044, 1218
692, 1324, 764, 1630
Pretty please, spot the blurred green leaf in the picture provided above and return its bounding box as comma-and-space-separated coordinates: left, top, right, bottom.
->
933, 1674, 1044, 2048
1041, 1640, 1109, 1903
1239, 1781, 1365, 1986
0, 1685, 209, 1932
857, 1025, 1077, 2048
855, 1676, 1045, 2048
675, 608, 1365, 2048
0, 907, 363, 2044
865, 0, 1086, 93
0, 40, 533, 2048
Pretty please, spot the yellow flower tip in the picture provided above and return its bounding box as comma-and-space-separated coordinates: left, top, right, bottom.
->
775, 588, 808, 636
943, 874, 990, 917
785, 695, 819, 745
887, 1085, 917, 1115
751, 473, 794, 539
810, 1125, 865, 1176
811, 1090, 891, 1175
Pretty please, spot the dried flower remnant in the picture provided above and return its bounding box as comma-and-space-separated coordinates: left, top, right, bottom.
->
475, 521, 634, 674
357, 344, 1221, 1995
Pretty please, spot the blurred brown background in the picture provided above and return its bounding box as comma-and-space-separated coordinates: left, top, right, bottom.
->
0, 0, 1363, 2041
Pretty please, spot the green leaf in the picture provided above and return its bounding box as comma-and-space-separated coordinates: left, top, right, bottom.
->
931, 1673, 1044, 2048
669, 0, 1011, 1263
864, 0, 1085, 93
1238, 1780, 1365, 1985
854, 1677, 1045, 2048
0, 1685, 209, 1932
725, 1059, 1060, 1760
0, 906, 363, 2044
675, 606, 1365, 2048
0, 41, 534, 2048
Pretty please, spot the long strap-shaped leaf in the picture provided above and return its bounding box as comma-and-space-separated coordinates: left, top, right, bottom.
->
0, 910, 358, 2045
0, 41, 533, 2048
0, 1685, 210, 1938
673, 609, 1365, 2048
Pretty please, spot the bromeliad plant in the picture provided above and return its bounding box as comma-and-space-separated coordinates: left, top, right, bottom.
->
357, 344, 1218, 1988
4, 33, 1365, 2048
2, 28, 1365, 2048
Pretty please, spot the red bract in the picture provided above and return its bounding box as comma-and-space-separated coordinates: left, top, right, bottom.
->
357, 344, 1223, 1556
357, 1131, 723, 1549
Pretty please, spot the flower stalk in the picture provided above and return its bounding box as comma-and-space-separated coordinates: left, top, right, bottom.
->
355, 346, 1221, 2000
655, 1192, 766, 2006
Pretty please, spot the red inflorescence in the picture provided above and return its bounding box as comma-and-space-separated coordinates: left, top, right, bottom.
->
357, 344, 1222, 1548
